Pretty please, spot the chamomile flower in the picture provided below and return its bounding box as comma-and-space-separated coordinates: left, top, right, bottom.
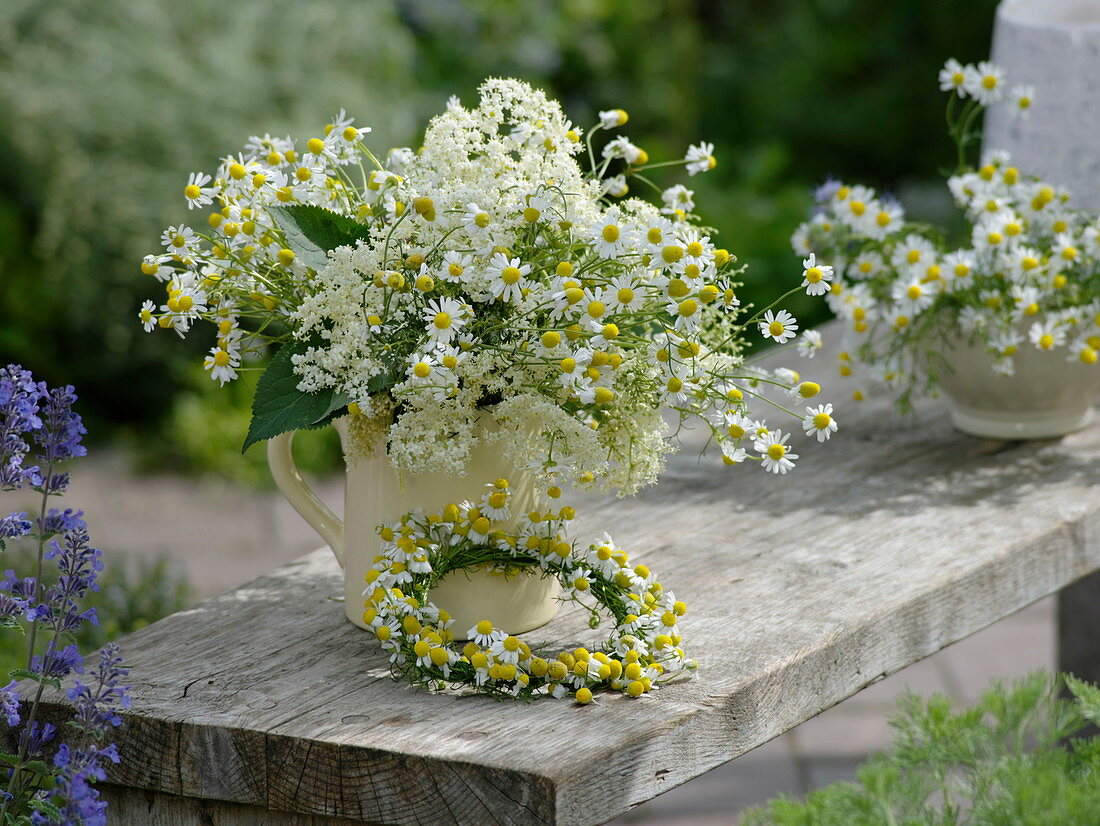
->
754, 430, 798, 474
684, 142, 716, 176
1029, 320, 1066, 351
602, 136, 644, 164
803, 404, 838, 442
138, 300, 157, 332
602, 175, 629, 198
439, 251, 472, 283
424, 297, 468, 344
660, 185, 694, 215
1009, 85, 1034, 118
466, 620, 504, 649
760, 309, 799, 344
203, 344, 240, 385
966, 60, 1005, 105
591, 211, 630, 258
182, 172, 216, 209
486, 253, 531, 303
892, 278, 935, 315
801, 253, 834, 296
599, 109, 628, 129
939, 58, 969, 97
797, 330, 824, 358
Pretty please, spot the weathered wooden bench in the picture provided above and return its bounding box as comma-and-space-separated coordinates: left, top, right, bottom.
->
47, 339, 1100, 825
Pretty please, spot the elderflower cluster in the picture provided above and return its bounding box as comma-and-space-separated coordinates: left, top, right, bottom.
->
791, 59, 1100, 409
361, 479, 694, 702
139, 78, 834, 492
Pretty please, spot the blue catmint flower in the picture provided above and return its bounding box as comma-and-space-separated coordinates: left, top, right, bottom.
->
31, 641, 84, 681
33, 383, 85, 495
0, 680, 20, 727
51, 645, 130, 825
36, 507, 86, 538
0, 364, 43, 490
67, 644, 131, 734
0, 511, 32, 541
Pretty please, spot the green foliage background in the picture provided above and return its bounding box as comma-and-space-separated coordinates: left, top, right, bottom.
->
0, 0, 999, 475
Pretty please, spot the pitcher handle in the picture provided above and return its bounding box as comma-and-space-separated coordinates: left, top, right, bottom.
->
267, 431, 345, 566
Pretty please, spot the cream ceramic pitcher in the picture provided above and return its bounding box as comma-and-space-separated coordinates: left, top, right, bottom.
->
266, 418, 560, 636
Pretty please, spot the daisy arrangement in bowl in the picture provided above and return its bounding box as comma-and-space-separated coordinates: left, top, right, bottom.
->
790, 58, 1100, 415
138, 78, 838, 495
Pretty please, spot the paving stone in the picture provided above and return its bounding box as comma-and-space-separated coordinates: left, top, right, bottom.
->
937, 609, 1054, 704
802, 757, 863, 791
788, 705, 894, 760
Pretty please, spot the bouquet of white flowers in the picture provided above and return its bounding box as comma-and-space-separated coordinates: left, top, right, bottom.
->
140, 79, 835, 494
792, 60, 1100, 412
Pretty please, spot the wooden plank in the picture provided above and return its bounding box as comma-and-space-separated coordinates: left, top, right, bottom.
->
38, 326, 1100, 825
100, 784, 370, 825
1058, 569, 1100, 683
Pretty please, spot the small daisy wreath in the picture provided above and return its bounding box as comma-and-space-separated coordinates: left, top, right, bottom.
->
361, 480, 695, 703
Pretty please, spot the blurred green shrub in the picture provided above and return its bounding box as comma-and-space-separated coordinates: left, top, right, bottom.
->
0, 547, 192, 676
0, 0, 999, 479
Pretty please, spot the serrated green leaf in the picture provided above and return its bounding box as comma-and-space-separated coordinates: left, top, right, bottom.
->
9, 668, 61, 691
1065, 674, 1100, 724
268, 204, 369, 272
242, 343, 350, 452
31, 795, 61, 816
0, 616, 23, 633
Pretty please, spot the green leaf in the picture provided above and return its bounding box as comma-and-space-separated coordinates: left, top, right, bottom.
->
1065, 674, 1100, 725
9, 668, 61, 691
242, 342, 351, 452
0, 616, 23, 633
268, 204, 370, 272
31, 796, 61, 817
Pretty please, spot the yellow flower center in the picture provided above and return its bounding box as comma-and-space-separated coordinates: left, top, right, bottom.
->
805, 267, 823, 283
767, 444, 786, 460
433, 312, 451, 330
768, 321, 785, 337
413, 362, 432, 378
982, 75, 997, 90
678, 299, 698, 317
907, 285, 922, 300
501, 266, 521, 285
474, 212, 490, 228
213, 350, 231, 367
1039, 333, 1055, 350
813, 412, 832, 429
602, 225, 620, 243
849, 200, 866, 216
184, 184, 201, 200
876, 211, 891, 227
617, 287, 635, 304
906, 249, 921, 264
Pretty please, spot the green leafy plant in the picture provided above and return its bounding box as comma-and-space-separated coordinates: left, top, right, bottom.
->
745, 671, 1100, 826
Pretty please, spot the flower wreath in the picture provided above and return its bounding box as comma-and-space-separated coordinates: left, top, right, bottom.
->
361, 479, 695, 702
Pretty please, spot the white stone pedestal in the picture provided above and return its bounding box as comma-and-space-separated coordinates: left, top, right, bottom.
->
985, 0, 1100, 209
